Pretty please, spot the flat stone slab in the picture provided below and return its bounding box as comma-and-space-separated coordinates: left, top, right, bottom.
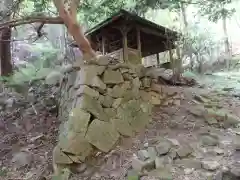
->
68, 108, 91, 134
155, 142, 172, 156
86, 119, 120, 152
81, 65, 106, 75
103, 69, 124, 84
59, 131, 93, 161
77, 94, 108, 121
175, 159, 202, 169
76, 85, 99, 99
111, 118, 135, 137
177, 145, 193, 158
53, 145, 73, 164
76, 69, 106, 91
116, 100, 152, 134
148, 168, 173, 180
99, 95, 114, 108
202, 160, 220, 171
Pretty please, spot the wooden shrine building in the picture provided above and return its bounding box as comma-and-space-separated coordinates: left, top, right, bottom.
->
72, 9, 179, 64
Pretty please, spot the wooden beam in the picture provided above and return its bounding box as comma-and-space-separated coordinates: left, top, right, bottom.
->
139, 26, 176, 40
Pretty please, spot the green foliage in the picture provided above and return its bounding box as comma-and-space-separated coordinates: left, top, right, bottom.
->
198, 0, 236, 22
0, 168, 7, 177
185, 24, 217, 56
32, 0, 48, 12
0, 44, 59, 87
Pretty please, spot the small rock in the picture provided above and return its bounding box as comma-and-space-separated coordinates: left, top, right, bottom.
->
214, 170, 223, 180
103, 69, 124, 84
155, 156, 172, 169
234, 140, 240, 151
147, 147, 157, 159
222, 87, 234, 91
5, 98, 15, 108
71, 163, 87, 173
200, 134, 219, 146
96, 55, 110, 65
166, 138, 180, 147
232, 128, 240, 135
155, 142, 171, 156
131, 158, 155, 172
230, 165, 240, 177
205, 117, 218, 125
131, 158, 145, 172
45, 71, 63, 85
30, 134, 44, 142
60, 64, 73, 73
224, 113, 240, 128
112, 98, 123, 109
76, 85, 100, 99
132, 77, 141, 90
212, 147, 224, 155
141, 77, 151, 88
184, 168, 194, 175
173, 99, 181, 106
175, 159, 202, 169
137, 150, 150, 161
188, 106, 206, 117
148, 168, 173, 180
127, 170, 140, 180
12, 151, 32, 168
194, 94, 207, 103
120, 68, 129, 74
169, 150, 177, 160
144, 142, 149, 148
202, 160, 220, 171
177, 145, 193, 158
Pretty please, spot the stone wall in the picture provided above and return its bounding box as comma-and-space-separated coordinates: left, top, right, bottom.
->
52, 55, 183, 177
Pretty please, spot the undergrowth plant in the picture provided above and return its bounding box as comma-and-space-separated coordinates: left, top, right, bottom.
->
0, 43, 60, 93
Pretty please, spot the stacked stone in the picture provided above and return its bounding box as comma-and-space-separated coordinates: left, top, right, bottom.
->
53, 56, 153, 170
137, 68, 183, 107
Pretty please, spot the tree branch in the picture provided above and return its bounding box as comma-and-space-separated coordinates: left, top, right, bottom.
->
53, 0, 96, 59
0, 16, 63, 30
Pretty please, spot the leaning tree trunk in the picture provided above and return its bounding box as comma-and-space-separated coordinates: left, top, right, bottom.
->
53, 0, 96, 60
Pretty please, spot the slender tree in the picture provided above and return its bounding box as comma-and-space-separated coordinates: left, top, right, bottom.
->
0, 0, 14, 76
198, 0, 235, 70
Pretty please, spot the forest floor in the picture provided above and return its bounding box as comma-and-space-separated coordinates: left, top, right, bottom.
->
0, 72, 240, 180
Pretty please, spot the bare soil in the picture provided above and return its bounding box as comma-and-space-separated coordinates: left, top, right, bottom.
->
0, 84, 240, 180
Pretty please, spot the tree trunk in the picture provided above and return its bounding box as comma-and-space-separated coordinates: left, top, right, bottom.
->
180, 2, 194, 72
0, 27, 12, 76
175, 47, 182, 81
180, 2, 188, 29
0, 0, 13, 76
222, 14, 231, 70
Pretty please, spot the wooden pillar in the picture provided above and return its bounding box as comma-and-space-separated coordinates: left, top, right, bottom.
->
119, 25, 131, 62
156, 53, 160, 67
101, 36, 106, 55
137, 27, 142, 60
122, 31, 128, 62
